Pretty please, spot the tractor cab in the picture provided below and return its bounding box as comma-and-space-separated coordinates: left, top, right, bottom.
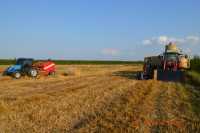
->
16, 58, 34, 67
162, 52, 179, 71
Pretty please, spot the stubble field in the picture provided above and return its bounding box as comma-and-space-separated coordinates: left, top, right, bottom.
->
0, 65, 200, 132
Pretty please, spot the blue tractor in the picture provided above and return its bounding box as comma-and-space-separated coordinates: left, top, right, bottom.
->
3, 58, 38, 79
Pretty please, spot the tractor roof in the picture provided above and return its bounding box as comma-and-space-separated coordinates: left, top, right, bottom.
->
17, 58, 34, 61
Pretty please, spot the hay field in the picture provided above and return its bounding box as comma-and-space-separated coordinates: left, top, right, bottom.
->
0, 65, 200, 132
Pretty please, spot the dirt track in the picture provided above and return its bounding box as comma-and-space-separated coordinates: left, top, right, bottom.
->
0, 65, 200, 132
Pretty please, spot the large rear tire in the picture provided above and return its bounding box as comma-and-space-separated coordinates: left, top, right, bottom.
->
28, 69, 38, 78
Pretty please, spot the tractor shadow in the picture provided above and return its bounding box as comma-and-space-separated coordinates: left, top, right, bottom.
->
112, 70, 138, 79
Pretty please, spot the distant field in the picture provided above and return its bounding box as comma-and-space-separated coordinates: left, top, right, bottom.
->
0, 65, 200, 132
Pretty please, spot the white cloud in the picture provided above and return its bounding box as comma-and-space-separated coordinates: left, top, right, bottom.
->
185, 48, 192, 54
157, 36, 168, 44
142, 35, 200, 45
102, 48, 120, 56
142, 40, 152, 45
186, 36, 200, 44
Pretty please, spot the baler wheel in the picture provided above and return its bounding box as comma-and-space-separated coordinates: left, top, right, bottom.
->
49, 71, 55, 76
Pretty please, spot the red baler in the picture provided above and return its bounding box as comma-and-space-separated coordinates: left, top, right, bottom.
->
34, 61, 56, 76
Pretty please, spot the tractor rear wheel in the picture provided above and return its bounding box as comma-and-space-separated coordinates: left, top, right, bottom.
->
28, 69, 38, 78
14, 72, 21, 79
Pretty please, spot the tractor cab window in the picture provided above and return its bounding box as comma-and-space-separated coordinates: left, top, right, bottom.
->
16, 59, 33, 67
16, 59, 25, 65
164, 53, 177, 61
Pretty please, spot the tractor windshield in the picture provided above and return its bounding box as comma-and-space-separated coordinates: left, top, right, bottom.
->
15, 59, 33, 66
164, 53, 177, 61
16, 59, 25, 65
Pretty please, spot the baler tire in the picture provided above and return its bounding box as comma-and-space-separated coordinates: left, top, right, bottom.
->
49, 71, 55, 76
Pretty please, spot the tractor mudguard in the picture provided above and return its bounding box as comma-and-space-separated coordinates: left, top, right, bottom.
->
6, 65, 22, 73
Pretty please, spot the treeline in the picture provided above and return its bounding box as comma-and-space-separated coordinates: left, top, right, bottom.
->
0, 59, 143, 65
1, 57, 199, 68
0, 59, 15, 65
190, 56, 200, 73
52, 60, 143, 65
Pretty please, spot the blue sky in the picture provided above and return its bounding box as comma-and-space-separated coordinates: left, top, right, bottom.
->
0, 0, 200, 60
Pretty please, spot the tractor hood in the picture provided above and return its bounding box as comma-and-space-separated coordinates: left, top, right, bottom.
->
6, 65, 22, 73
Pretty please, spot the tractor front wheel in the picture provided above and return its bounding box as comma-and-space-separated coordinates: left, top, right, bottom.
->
13, 72, 21, 79
28, 69, 38, 78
